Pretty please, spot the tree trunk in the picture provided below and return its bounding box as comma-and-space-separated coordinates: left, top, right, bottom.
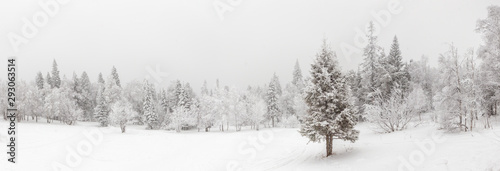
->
121, 125, 126, 133
326, 134, 333, 157
272, 117, 275, 128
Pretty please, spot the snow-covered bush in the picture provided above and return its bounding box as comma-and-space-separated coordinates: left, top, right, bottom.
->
109, 100, 137, 133
365, 86, 418, 133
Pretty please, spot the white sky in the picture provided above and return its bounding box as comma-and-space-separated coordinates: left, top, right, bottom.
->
0, 0, 498, 92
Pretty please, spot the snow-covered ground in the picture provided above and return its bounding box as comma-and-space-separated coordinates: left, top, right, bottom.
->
1, 116, 500, 171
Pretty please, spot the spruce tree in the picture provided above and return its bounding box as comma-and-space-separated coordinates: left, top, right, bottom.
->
266, 77, 280, 127
385, 36, 410, 96
46, 72, 53, 89
300, 40, 359, 157
292, 59, 304, 89
359, 21, 384, 104
51, 59, 61, 88
143, 80, 158, 129
94, 88, 109, 127
98, 72, 105, 85
272, 73, 283, 96
111, 66, 121, 87
35, 72, 44, 90
80, 71, 93, 121
201, 80, 209, 96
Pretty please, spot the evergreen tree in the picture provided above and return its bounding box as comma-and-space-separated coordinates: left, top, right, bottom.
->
359, 21, 384, 105
300, 40, 359, 157
46, 72, 53, 89
111, 66, 121, 87
476, 5, 500, 119
385, 36, 410, 96
72, 72, 81, 94
79, 71, 94, 121
201, 80, 209, 96
98, 72, 105, 85
94, 88, 109, 127
143, 80, 158, 129
272, 73, 283, 96
51, 59, 61, 88
292, 59, 305, 89
266, 77, 280, 127
35, 71, 44, 90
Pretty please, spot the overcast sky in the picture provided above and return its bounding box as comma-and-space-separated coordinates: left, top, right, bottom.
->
0, 0, 498, 92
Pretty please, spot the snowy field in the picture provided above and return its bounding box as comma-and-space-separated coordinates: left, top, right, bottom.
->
1, 115, 500, 171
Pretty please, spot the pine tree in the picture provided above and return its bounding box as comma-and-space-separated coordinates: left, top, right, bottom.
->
143, 80, 158, 129
300, 40, 359, 157
94, 88, 109, 127
98, 72, 105, 85
272, 73, 283, 96
72, 72, 81, 94
46, 72, 53, 89
385, 36, 410, 96
80, 71, 93, 121
292, 59, 305, 89
36, 71, 44, 90
111, 66, 121, 87
103, 74, 122, 105
266, 77, 280, 127
159, 89, 170, 127
359, 21, 384, 105
51, 59, 61, 88
201, 80, 209, 96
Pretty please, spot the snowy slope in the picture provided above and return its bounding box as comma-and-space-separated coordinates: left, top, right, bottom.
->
0, 117, 499, 171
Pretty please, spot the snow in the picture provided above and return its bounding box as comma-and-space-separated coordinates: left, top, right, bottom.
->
1, 116, 500, 171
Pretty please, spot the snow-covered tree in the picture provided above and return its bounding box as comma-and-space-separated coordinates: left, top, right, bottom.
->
247, 94, 266, 130
292, 59, 305, 90
380, 36, 410, 98
272, 73, 283, 96
111, 66, 121, 87
79, 71, 94, 121
123, 80, 145, 124
103, 75, 122, 105
43, 80, 82, 125
358, 21, 385, 118
109, 99, 137, 133
158, 89, 170, 127
94, 87, 109, 127
51, 60, 61, 88
365, 84, 424, 133
35, 72, 44, 90
169, 84, 196, 132
407, 56, 437, 112
143, 80, 158, 129
199, 93, 217, 132
300, 40, 359, 157
476, 5, 500, 127
98, 73, 105, 85
201, 80, 209, 96
435, 44, 468, 131
46, 72, 53, 89
266, 77, 280, 127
